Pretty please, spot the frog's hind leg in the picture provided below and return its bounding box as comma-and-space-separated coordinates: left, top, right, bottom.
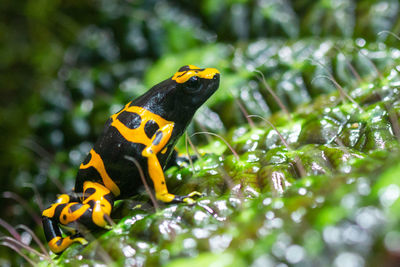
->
42, 193, 88, 254
80, 181, 114, 228
42, 182, 114, 254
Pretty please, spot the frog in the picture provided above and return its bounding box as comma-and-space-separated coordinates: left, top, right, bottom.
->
42, 65, 220, 254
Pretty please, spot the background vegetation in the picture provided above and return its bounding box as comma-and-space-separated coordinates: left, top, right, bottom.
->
1, 0, 400, 266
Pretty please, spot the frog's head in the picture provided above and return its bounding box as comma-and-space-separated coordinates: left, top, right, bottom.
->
172, 65, 220, 110
136, 65, 220, 124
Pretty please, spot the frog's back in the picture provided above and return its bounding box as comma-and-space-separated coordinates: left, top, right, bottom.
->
74, 102, 176, 199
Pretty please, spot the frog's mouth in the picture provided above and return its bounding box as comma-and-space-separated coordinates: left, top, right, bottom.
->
204, 72, 220, 96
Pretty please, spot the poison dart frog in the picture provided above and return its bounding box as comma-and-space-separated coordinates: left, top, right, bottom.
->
42, 65, 220, 254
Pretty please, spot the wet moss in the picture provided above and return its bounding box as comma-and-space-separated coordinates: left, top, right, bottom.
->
39, 18, 400, 267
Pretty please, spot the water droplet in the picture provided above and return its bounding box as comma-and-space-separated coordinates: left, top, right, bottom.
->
323, 226, 341, 245
333, 252, 364, 267
113, 227, 123, 235
209, 234, 232, 253
272, 233, 291, 258
123, 245, 136, 257
357, 178, 371, 196
81, 99, 93, 112
285, 245, 305, 264
342, 224, 369, 245
137, 241, 150, 250
270, 218, 283, 229
263, 198, 272, 206
50, 130, 64, 147
315, 196, 325, 204
384, 231, 400, 252
20, 232, 32, 245
215, 200, 228, 212
273, 199, 284, 209
291, 208, 306, 223
265, 211, 275, 220
192, 228, 211, 239
379, 184, 400, 207
298, 188, 307, 195
251, 255, 275, 267
356, 38, 366, 47
341, 194, 357, 210
194, 211, 208, 222
69, 150, 82, 165
183, 238, 197, 249
355, 206, 385, 230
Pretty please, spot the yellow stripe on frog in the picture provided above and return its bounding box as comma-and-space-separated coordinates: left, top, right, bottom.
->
172, 65, 220, 84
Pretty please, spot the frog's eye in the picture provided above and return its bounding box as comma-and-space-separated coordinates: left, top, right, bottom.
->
187, 75, 199, 85
183, 75, 201, 93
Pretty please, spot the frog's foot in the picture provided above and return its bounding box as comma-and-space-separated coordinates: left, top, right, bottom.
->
156, 191, 202, 204
42, 216, 88, 254
49, 235, 88, 254
42, 182, 114, 254
171, 191, 203, 204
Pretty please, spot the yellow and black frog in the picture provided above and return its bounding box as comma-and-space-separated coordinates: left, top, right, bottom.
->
42, 65, 220, 253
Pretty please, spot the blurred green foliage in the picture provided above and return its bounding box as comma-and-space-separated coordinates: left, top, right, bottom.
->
1, 0, 400, 266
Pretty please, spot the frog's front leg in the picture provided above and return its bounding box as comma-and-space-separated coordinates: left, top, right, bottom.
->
42, 181, 114, 254
142, 125, 202, 204
145, 153, 202, 204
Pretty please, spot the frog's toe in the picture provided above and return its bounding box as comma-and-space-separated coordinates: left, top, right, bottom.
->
187, 191, 203, 198
71, 234, 88, 245
183, 197, 196, 205
172, 191, 203, 204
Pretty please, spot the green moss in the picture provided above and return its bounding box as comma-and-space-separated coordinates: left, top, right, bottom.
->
48, 40, 400, 265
